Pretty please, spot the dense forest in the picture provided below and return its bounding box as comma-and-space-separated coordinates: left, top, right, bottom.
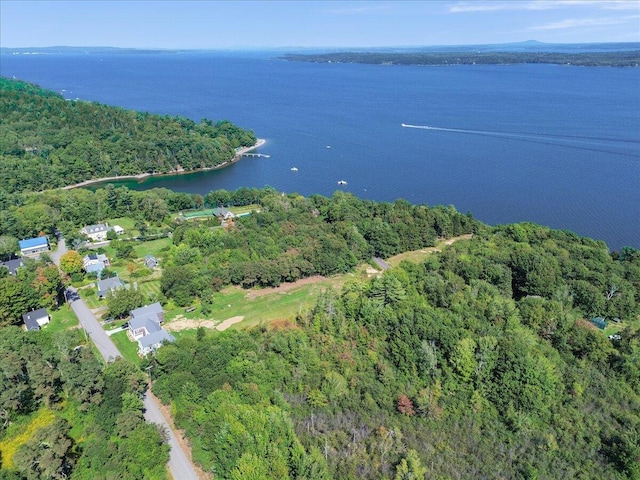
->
0, 78, 257, 193
150, 222, 640, 479
282, 50, 640, 67
1, 75, 639, 479
0, 328, 168, 479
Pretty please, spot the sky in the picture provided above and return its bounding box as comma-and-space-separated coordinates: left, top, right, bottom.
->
1, 0, 639, 49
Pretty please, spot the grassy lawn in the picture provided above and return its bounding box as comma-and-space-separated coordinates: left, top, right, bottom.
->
106, 217, 139, 237
133, 237, 172, 259
45, 305, 80, 333
229, 204, 260, 215
163, 272, 358, 331
110, 330, 141, 366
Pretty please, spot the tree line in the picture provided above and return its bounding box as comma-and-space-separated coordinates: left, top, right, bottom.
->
282, 50, 640, 67
148, 222, 640, 479
0, 77, 257, 194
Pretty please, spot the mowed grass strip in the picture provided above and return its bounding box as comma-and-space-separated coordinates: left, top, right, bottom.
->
0, 408, 55, 468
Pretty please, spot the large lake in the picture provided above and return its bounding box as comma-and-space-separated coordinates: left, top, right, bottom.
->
1, 51, 639, 250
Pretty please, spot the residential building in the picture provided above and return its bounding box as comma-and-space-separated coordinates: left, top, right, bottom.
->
19, 237, 49, 256
128, 302, 173, 355
97, 275, 125, 299
0, 258, 25, 276
81, 223, 109, 242
23, 308, 50, 331
83, 253, 110, 275
144, 254, 158, 269
212, 207, 234, 220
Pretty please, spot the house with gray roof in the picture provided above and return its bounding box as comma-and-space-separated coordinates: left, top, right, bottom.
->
83, 253, 110, 275
0, 258, 25, 276
81, 223, 109, 242
97, 275, 124, 299
212, 207, 234, 220
23, 308, 50, 331
127, 302, 173, 355
138, 330, 175, 356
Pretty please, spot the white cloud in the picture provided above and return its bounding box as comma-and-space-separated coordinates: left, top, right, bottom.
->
449, 0, 640, 13
530, 14, 640, 30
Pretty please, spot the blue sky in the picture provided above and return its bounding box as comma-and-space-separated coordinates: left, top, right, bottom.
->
1, 0, 639, 48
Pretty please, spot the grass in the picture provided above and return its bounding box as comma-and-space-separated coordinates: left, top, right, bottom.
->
133, 237, 172, 259
0, 407, 55, 468
229, 204, 260, 215
44, 304, 80, 333
110, 330, 141, 366
163, 272, 358, 331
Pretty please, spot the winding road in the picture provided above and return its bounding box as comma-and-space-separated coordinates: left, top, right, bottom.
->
52, 238, 200, 480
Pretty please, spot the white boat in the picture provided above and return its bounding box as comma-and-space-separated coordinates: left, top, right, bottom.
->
326, 145, 332, 149
337, 180, 347, 185
291, 167, 298, 171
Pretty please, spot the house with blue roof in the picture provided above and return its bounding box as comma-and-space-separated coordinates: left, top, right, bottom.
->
19, 236, 49, 256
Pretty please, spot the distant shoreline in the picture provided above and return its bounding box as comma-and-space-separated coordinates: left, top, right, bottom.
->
61, 138, 266, 190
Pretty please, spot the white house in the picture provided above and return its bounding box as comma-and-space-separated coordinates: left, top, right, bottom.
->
81, 223, 109, 242
83, 253, 110, 275
112, 225, 125, 235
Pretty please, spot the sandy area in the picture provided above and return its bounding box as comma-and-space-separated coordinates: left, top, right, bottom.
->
245, 275, 326, 299
215, 316, 244, 331
164, 315, 244, 332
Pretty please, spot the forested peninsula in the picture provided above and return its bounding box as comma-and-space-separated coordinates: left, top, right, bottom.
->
0, 78, 257, 193
282, 50, 640, 67
1, 76, 639, 479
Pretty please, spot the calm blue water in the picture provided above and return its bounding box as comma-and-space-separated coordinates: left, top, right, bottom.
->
1, 52, 639, 249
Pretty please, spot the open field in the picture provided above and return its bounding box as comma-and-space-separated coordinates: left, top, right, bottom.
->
162, 269, 368, 332
386, 234, 473, 267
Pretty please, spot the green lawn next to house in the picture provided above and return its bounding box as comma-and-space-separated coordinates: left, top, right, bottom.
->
110, 330, 141, 366
45, 305, 80, 333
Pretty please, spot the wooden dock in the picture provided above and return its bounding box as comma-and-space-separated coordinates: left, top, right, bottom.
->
242, 153, 271, 158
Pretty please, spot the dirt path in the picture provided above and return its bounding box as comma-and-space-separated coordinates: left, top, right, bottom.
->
245, 275, 327, 299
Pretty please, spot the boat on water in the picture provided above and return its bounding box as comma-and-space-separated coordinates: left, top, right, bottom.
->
337, 180, 347, 185
291, 167, 298, 171
326, 145, 332, 149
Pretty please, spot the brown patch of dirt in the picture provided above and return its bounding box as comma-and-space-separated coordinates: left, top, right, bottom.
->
245, 275, 326, 299
164, 318, 217, 332
216, 316, 244, 331
269, 319, 301, 331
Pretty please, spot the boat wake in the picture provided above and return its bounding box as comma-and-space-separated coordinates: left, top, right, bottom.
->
401, 123, 640, 158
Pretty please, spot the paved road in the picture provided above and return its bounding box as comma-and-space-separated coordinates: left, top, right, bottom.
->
52, 238, 200, 479
67, 289, 122, 362
144, 391, 200, 480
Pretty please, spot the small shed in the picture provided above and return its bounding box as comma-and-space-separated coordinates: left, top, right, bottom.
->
23, 308, 50, 331
144, 254, 158, 269
590, 317, 607, 330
